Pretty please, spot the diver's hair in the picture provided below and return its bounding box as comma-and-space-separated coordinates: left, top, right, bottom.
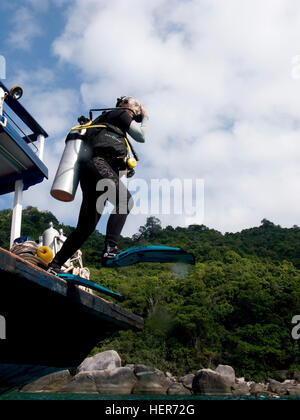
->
116, 96, 138, 107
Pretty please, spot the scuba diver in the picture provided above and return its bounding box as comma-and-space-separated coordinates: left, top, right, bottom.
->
48, 96, 148, 275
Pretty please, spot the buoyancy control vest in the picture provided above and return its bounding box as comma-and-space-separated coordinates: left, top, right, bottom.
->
50, 116, 138, 203
84, 122, 128, 158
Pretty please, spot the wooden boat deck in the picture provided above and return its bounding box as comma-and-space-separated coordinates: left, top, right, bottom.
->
0, 247, 143, 393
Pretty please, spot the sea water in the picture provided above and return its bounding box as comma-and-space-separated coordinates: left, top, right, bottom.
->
0, 393, 299, 400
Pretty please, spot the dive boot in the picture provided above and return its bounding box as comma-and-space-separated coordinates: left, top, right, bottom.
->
47, 260, 65, 276
101, 244, 120, 265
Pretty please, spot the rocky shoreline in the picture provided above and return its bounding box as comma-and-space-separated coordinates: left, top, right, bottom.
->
20, 350, 300, 397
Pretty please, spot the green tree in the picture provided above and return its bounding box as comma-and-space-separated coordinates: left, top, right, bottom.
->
133, 216, 162, 241
1, 207, 300, 379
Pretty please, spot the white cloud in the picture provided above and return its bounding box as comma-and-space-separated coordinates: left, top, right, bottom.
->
50, 0, 300, 235
12, 67, 80, 137
5, 0, 70, 51
2, 0, 299, 240
7, 6, 41, 50
2, 66, 82, 233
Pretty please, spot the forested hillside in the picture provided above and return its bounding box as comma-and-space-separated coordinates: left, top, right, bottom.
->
0, 207, 299, 380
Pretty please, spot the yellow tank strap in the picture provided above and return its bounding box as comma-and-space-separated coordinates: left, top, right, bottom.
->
71, 122, 108, 131
123, 137, 131, 154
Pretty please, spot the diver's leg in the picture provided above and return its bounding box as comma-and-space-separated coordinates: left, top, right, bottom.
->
105, 180, 133, 247
102, 166, 134, 257
49, 161, 101, 271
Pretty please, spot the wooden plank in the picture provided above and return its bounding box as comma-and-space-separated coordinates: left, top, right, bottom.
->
0, 247, 143, 330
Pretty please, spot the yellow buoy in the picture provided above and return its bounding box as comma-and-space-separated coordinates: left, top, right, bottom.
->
36, 246, 54, 265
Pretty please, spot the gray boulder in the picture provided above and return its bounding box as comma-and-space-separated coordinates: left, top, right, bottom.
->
267, 379, 288, 395
294, 372, 300, 383
249, 383, 267, 396
76, 350, 121, 374
178, 374, 195, 391
133, 365, 172, 395
125, 364, 135, 370
283, 379, 297, 387
192, 369, 232, 396
60, 367, 136, 395
20, 370, 72, 393
167, 383, 192, 396
231, 382, 250, 396
94, 367, 137, 395
215, 365, 235, 384
287, 385, 300, 396
60, 371, 98, 394
166, 372, 177, 383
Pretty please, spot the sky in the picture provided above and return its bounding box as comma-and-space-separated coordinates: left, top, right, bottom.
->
1, 0, 300, 238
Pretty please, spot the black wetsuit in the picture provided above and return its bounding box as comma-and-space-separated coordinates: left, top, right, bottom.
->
52, 109, 135, 267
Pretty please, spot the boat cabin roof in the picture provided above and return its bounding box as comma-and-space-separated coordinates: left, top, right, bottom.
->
0, 81, 48, 195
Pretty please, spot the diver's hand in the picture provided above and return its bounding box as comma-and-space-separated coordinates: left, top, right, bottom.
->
127, 169, 135, 178
139, 104, 148, 118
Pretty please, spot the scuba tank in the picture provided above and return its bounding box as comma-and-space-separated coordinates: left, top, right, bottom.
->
51, 118, 92, 202
42, 222, 59, 254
